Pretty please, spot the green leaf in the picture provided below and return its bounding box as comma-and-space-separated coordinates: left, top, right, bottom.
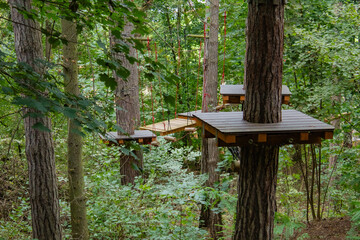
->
48, 37, 61, 48
12, 97, 47, 113
1, 86, 13, 94
70, 128, 85, 137
0, 2, 9, 10
111, 29, 122, 39
163, 93, 175, 105
32, 122, 51, 132
99, 73, 117, 90
115, 66, 130, 79
96, 39, 107, 52
63, 107, 77, 119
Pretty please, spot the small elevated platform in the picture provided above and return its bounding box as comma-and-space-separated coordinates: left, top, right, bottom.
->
140, 118, 196, 136
220, 85, 292, 105
178, 110, 202, 120
100, 130, 156, 145
193, 110, 334, 147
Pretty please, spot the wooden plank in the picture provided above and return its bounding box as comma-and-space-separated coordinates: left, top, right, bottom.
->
164, 136, 176, 141
100, 130, 156, 146
283, 95, 290, 104
101, 130, 156, 140
220, 84, 291, 96
300, 132, 309, 141
178, 110, 202, 119
140, 118, 196, 135
193, 110, 334, 147
324, 132, 333, 140
193, 110, 334, 135
202, 122, 236, 143
258, 133, 267, 142
217, 132, 323, 147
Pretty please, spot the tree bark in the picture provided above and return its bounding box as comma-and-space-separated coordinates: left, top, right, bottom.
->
9, 0, 61, 239
234, 146, 279, 240
62, 18, 89, 239
110, 19, 142, 185
199, 0, 222, 238
234, 1, 285, 239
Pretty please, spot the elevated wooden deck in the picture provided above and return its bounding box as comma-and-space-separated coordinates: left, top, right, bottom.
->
140, 118, 196, 136
220, 85, 292, 104
193, 110, 334, 147
178, 110, 202, 120
100, 130, 156, 145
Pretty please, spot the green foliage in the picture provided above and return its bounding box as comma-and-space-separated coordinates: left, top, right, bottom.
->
0, 198, 32, 239
274, 212, 306, 240
1, 0, 360, 238
84, 138, 209, 239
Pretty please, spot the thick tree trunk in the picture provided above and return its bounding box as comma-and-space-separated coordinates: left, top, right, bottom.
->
234, 1, 285, 239
234, 146, 279, 239
110, 20, 142, 185
9, 0, 62, 239
62, 18, 89, 239
199, 0, 222, 238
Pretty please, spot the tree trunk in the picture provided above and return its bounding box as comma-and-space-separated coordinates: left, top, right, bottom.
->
62, 18, 89, 239
110, 20, 142, 185
9, 0, 61, 239
234, 1, 285, 239
234, 146, 279, 240
199, 0, 222, 238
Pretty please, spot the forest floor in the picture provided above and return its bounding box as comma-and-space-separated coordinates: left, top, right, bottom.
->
291, 216, 358, 239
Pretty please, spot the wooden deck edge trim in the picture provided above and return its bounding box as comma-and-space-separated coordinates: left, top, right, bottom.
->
201, 122, 236, 143
300, 132, 309, 141
218, 135, 322, 147
282, 95, 290, 105
178, 115, 196, 120
258, 133, 267, 143
100, 133, 156, 146
324, 131, 333, 139
215, 131, 331, 147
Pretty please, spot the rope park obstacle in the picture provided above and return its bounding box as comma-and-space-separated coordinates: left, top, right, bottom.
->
139, 33, 201, 141
100, 10, 224, 145
101, 9, 333, 147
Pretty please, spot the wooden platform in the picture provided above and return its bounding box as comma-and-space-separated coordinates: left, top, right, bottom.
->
100, 130, 156, 145
178, 110, 202, 120
193, 110, 334, 147
140, 118, 196, 136
220, 85, 292, 104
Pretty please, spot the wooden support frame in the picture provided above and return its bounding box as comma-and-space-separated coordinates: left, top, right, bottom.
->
193, 110, 335, 147
220, 85, 291, 105
300, 132, 309, 141
283, 95, 291, 105
100, 130, 156, 146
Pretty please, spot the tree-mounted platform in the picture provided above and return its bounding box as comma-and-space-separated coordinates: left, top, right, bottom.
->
220, 85, 292, 105
100, 130, 156, 145
193, 110, 334, 147
140, 118, 197, 136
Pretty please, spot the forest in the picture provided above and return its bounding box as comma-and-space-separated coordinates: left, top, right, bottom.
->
0, 0, 360, 239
